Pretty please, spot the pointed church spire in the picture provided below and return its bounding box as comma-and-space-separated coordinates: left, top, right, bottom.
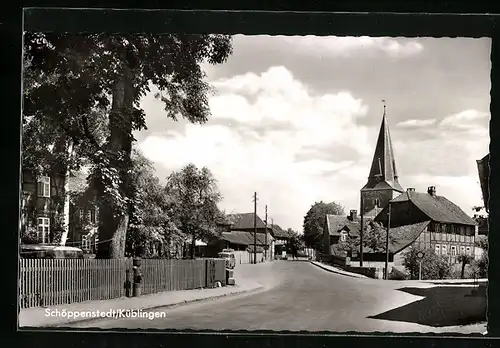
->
363, 100, 403, 192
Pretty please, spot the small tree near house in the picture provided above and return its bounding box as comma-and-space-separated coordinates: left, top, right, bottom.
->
166, 164, 223, 259
457, 254, 474, 279
303, 201, 344, 251
403, 246, 451, 280
337, 221, 396, 256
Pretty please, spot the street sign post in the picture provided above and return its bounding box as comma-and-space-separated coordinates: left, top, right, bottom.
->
416, 251, 425, 280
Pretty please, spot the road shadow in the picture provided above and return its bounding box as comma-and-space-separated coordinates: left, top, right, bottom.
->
368, 286, 487, 327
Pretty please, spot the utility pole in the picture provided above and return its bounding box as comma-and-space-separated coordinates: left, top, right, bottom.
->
385, 202, 391, 280
253, 192, 257, 264
360, 195, 364, 267
271, 218, 274, 260
264, 205, 268, 261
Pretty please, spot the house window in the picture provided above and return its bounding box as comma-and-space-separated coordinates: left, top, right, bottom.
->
81, 235, 91, 252
87, 209, 96, 224
435, 244, 440, 255
451, 246, 457, 256
441, 245, 447, 256
466, 247, 471, 256
460, 246, 466, 255
37, 176, 50, 198
37, 217, 50, 243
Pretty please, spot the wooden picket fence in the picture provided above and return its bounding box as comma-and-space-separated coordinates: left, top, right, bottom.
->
19, 258, 225, 309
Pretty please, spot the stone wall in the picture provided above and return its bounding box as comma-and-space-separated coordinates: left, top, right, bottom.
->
361, 189, 397, 215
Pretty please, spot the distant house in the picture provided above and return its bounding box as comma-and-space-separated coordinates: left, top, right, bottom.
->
270, 224, 289, 258
21, 169, 64, 245
221, 212, 275, 260
324, 187, 478, 273
375, 186, 478, 268
20, 168, 99, 254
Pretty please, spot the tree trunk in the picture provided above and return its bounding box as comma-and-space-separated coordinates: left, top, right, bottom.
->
461, 261, 466, 279
96, 56, 134, 259
50, 135, 71, 245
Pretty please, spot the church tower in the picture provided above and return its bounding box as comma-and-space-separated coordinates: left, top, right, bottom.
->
361, 102, 404, 216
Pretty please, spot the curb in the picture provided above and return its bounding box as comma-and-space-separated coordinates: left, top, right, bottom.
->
309, 261, 367, 279
31, 284, 265, 328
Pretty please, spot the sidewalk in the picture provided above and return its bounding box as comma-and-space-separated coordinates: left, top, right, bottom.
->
311, 261, 488, 289
19, 277, 264, 328
310, 261, 369, 278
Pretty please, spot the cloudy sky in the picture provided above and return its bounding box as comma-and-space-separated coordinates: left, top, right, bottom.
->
135, 35, 491, 232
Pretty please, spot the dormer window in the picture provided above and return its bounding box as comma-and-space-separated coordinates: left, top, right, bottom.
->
340, 231, 348, 242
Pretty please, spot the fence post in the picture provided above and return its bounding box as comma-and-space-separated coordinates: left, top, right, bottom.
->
132, 258, 143, 297
124, 269, 132, 297
205, 259, 209, 288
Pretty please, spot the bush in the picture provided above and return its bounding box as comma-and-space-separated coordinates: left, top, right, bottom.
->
474, 237, 488, 278
403, 246, 452, 280
388, 267, 409, 280
21, 227, 38, 244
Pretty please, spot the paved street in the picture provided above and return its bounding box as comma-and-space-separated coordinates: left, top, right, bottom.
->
72, 261, 486, 333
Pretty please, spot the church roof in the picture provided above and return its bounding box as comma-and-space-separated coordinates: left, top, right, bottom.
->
362, 107, 404, 192
391, 191, 477, 226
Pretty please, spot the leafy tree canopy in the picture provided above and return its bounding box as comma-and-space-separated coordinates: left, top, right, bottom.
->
23, 33, 233, 258
165, 163, 223, 258
303, 201, 344, 250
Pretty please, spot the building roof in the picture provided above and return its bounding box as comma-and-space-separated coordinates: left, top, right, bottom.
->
359, 221, 430, 254
226, 213, 268, 231
391, 191, 477, 226
272, 224, 290, 239
361, 109, 404, 193
388, 220, 431, 253
221, 231, 272, 246
365, 206, 382, 218
477, 153, 489, 211
325, 214, 362, 236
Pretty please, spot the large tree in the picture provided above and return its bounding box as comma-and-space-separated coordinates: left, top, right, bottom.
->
286, 228, 304, 259
24, 33, 232, 258
23, 50, 109, 244
303, 201, 344, 250
165, 164, 223, 259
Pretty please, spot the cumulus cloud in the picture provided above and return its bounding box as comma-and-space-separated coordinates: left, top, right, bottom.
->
396, 119, 436, 128
440, 109, 490, 130
392, 108, 489, 211
276, 35, 424, 58
138, 66, 373, 231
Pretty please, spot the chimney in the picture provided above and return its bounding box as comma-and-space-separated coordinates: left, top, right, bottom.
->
349, 210, 358, 221
427, 186, 436, 196
407, 188, 415, 192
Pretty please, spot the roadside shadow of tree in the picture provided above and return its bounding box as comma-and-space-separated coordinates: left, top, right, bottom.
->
367, 286, 486, 327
